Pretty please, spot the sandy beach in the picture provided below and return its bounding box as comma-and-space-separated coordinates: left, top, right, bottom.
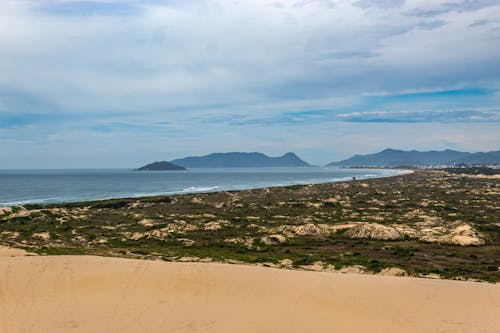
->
0, 255, 498, 333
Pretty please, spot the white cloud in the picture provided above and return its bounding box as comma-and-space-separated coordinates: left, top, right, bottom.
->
0, 0, 499, 167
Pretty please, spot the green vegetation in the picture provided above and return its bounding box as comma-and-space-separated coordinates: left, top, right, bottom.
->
442, 167, 499, 176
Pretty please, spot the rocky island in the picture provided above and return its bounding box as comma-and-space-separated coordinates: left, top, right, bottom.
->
136, 161, 186, 171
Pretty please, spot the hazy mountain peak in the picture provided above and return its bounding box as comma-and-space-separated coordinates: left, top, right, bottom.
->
170, 152, 310, 168
328, 149, 499, 167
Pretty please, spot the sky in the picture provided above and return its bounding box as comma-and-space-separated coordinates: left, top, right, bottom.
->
0, 0, 499, 168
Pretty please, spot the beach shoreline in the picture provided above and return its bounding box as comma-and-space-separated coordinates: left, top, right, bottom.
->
0, 167, 409, 207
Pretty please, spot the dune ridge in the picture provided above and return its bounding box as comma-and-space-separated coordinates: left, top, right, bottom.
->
0, 255, 498, 333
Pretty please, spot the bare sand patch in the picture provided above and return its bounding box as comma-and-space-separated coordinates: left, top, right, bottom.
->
346, 222, 402, 240
0, 207, 12, 215
0, 246, 30, 257
138, 218, 154, 227
0, 256, 498, 333
461, 174, 500, 180
203, 220, 230, 231
279, 220, 484, 246
32, 232, 51, 241
378, 267, 408, 277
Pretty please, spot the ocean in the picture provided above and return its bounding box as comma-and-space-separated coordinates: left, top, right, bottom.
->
0, 167, 405, 206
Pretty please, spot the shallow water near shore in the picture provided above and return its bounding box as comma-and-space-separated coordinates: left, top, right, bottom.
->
0, 167, 404, 206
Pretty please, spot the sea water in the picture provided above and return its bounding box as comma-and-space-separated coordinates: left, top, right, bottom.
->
0, 167, 405, 206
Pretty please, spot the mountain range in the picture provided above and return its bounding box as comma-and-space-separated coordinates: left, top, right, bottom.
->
137, 149, 499, 170
328, 149, 500, 167
170, 152, 310, 168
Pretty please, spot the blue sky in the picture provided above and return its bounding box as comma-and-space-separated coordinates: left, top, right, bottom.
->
0, 0, 499, 168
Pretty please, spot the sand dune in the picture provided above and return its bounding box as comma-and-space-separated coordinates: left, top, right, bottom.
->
0, 246, 30, 257
0, 256, 499, 333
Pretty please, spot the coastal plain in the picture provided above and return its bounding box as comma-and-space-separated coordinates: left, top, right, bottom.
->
1, 170, 498, 281
0, 170, 499, 332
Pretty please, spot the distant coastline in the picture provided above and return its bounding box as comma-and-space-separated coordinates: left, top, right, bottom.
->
0, 167, 407, 207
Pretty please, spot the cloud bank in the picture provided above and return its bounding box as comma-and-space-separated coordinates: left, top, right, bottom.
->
0, 0, 499, 167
